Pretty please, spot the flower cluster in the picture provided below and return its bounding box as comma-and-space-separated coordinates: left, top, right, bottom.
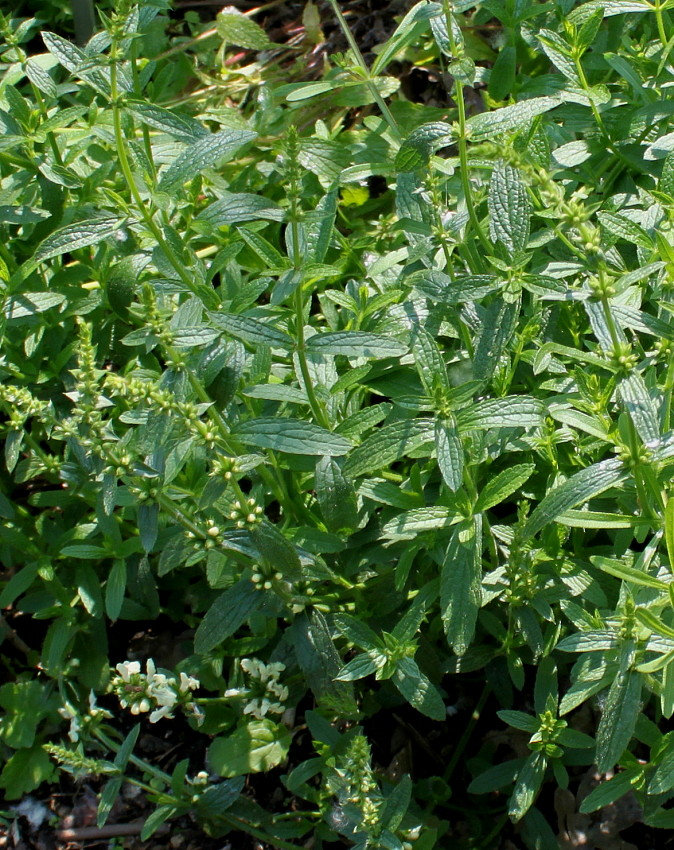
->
58, 691, 112, 743
111, 659, 202, 724
224, 658, 288, 720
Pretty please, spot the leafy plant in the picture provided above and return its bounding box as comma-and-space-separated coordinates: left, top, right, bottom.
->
5, 0, 674, 846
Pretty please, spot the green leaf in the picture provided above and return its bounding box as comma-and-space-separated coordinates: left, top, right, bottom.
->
468, 96, 561, 141
293, 611, 358, 715
567, 0, 651, 22
140, 806, 178, 841
26, 59, 57, 98
393, 656, 446, 720
411, 325, 451, 396
382, 506, 455, 537
315, 457, 359, 534
334, 613, 382, 651
210, 313, 293, 351
125, 100, 207, 143
371, 0, 441, 74
0, 745, 56, 799
298, 139, 349, 184
395, 122, 454, 171
335, 652, 386, 681
618, 372, 660, 446
105, 560, 127, 622
598, 211, 654, 249
195, 777, 244, 817
380, 774, 413, 831
159, 129, 257, 194
233, 418, 353, 456
580, 770, 638, 813
475, 464, 535, 513
409, 270, 503, 303
522, 458, 628, 541
497, 710, 539, 733
0, 682, 48, 748
194, 579, 263, 653
468, 759, 524, 794
208, 719, 291, 777
488, 162, 531, 253
306, 331, 407, 358
536, 29, 579, 82
28, 217, 121, 272
649, 735, 674, 794
635, 609, 674, 639
343, 419, 434, 477
666, 497, 674, 573
473, 297, 519, 382
508, 751, 547, 822
197, 192, 284, 225
435, 419, 463, 492
97, 778, 123, 828
596, 667, 641, 773
556, 631, 618, 653
441, 516, 483, 655
216, 6, 276, 49
591, 556, 666, 589
456, 396, 544, 431
251, 521, 302, 581
489, 45, 517, 101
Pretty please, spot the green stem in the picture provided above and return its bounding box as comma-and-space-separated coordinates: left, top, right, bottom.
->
95, 731, 305, 850
294, 286, 331, 430
109, 39, 198, 297
440, 0, 490, 260
288, 155, 331, 430
655, 0, 669, 48
324, 0, 401, 140
455, 87, 490, 260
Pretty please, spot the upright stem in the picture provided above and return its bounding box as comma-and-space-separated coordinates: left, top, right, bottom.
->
324, 0, 401, 140
441, 0, 491, 259
287, 146, 331, 430
109, 36, 198, 297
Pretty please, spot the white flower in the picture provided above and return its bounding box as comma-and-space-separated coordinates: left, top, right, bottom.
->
179, 672, 200, 693
58, 704, 81, 743
149, 703, 175, 723
115, 660, 141, 681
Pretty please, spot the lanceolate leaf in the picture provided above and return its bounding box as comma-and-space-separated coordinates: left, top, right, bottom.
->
28, 217, 122, 271
293, 611, 358, 715
435, 419, 463, 492
455, 397, 544, 431
475, 464, 536, 513
306, 331, 407, 358
392, 656, 446, 720
159, 129, 257, 193
509, 752, 547, 822
441, 516, 483, 655
488, 162, 531, 253
125, 100, 207, 143
468, 96, 561, 140
233, 419, 353, 456
522, 458, 628, 541
194, 580, 262, 653
618, 372, 661, 446
343, 419, 434, 477
473, 297, 519, 382
409, 270, 503, 303
314, 457, 359, 534
596, 664, 641, 773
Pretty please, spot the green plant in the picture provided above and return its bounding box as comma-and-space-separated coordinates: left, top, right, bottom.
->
5, 0, 674, 846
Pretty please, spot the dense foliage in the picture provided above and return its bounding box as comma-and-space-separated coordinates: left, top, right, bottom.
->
3, 0, 674, 846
